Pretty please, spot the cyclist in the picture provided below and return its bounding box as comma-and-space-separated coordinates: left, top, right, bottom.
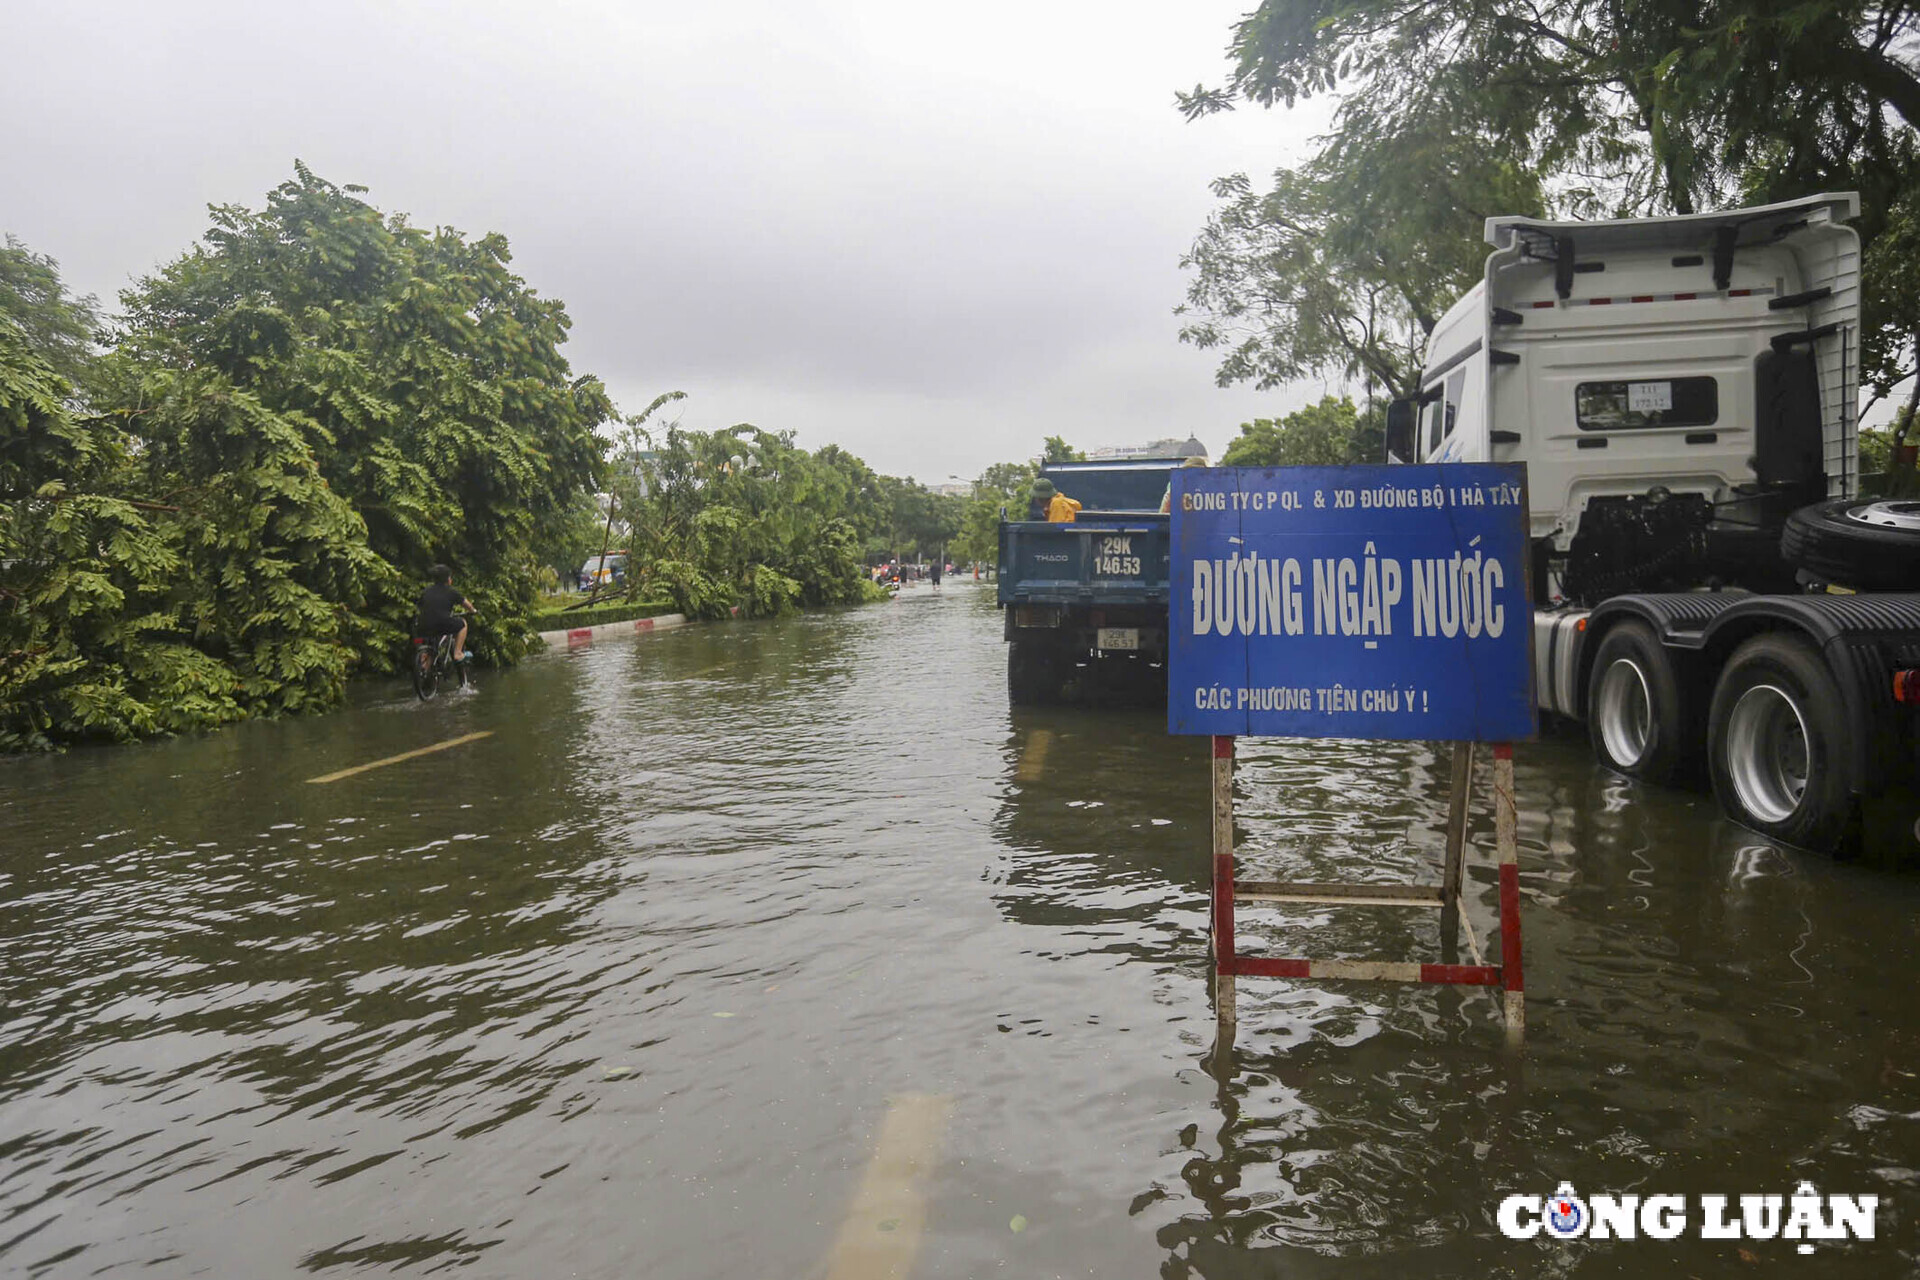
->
414, 564, 474, 664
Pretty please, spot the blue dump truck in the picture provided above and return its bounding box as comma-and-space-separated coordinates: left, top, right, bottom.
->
998, 458, 1181, 703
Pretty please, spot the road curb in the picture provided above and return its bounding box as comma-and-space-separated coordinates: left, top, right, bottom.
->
536, 612, 689, 652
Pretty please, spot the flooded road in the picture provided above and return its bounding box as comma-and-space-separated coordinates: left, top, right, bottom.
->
5, 580, 1919, 1277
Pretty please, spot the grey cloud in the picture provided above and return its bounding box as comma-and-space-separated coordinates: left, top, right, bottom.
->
2, 0, 1334, 477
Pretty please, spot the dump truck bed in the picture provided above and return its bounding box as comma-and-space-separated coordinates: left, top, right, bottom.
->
997, 515, 1171, 606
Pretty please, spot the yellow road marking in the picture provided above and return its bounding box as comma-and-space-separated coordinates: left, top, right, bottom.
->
823, 1094, 952, 1280
306, 731, 494, 784
1016, 729, 1051, 783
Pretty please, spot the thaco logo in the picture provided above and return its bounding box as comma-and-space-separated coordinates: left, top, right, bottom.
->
1498, 1182, 1877, 1254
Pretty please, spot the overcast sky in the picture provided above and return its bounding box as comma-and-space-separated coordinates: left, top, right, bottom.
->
1, 0, 1339, 480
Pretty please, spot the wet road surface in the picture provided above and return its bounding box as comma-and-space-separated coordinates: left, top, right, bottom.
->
4, 580, 1919, 1276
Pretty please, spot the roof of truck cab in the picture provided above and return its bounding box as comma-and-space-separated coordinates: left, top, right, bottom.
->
1485, 192, 1858, 254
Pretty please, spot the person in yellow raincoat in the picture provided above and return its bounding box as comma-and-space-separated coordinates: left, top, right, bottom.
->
1028, 476, 1081, 523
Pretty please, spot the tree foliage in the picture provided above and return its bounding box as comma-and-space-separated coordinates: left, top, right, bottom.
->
876, 475, 964, 562
950, 459, 1042, 566
606, 417, 890, 620
1041, 435, 1086, 464
1182, 0, 1920, 401
111, 162, 613, 663
2, 167, 902, 750
0, 322, 245, 748
0, 236, 99, 390
1219, 394, 1381, 467
1, 166, 605, 748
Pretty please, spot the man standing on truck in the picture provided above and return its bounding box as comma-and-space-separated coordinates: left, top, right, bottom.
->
1160, 456, 1208, 513
1028, 477, 1082, 523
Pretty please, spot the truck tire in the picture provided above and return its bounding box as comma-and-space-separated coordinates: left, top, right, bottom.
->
1586, 620, 1692, 784
1007, 638, 1061, 705
1707, 633, 1854, 850
1780, 498, 1920, 590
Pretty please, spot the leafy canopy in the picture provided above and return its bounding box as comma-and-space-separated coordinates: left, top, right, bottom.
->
3, 167, 902, 749
114, 161, 615, 661
1181, 1, 1920, 401
1219, 394, 1382, 467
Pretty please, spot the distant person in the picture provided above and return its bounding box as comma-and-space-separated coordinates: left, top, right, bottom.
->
1161, 455, 1208, 513
930, 560, 943, 589
414, 564, 474, 663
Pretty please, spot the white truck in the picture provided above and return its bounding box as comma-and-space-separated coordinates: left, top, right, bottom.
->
1384, 192, 1920, 853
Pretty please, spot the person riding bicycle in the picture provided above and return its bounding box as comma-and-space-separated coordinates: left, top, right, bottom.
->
414, 564, 474, 663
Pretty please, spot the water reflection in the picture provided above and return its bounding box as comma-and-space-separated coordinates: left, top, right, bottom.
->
992, 708, 1210, 944
1130, 732, 1920, 1275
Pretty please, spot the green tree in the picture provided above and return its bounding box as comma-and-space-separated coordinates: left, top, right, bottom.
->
0, 236, 99, 391
877, 475, 962, 561
951, 459, 1040, 565
114, 162, 615, 662
0, 319, 240, 748
1040, 435, 1085, 463
117, 365, 388, 712
1219, 394, 1379, 466
611, 413, 889, 618
531, 488, 610, 590
1181, 126, 1543, 397
1180, 0, 1920, 402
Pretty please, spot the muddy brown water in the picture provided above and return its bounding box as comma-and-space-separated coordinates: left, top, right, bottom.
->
4, 580, 1919, 1277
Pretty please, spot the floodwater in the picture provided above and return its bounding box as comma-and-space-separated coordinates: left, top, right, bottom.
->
4, 580, 1918, 1278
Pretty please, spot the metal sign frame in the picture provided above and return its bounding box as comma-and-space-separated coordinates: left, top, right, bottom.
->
1169, 465, 1534, 1048
1207, 735, 1524, 1048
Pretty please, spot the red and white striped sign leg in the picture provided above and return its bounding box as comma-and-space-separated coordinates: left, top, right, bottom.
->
1205, 737, 1525, 1045
1493, 742, 1525, 1041
1211, 735, 1237, 1046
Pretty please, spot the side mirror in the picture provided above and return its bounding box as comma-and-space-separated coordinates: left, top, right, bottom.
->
1385, 399, 1416, 463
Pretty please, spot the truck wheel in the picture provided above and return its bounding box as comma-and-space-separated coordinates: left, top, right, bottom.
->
1007, 639, 1059, 705
1780, 498, 1920, 590
1707, 633, 1854, 850
1587, 620, 1691, 784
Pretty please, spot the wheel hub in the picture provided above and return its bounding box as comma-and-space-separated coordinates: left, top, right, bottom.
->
1725, 684, 1810, 824
1844, 500, 1920, 532
1595, 657, 1652, 768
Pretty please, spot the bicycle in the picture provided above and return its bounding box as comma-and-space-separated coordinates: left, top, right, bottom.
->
410, 616, 473, 701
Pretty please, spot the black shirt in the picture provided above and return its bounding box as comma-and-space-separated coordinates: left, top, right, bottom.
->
415, 583, 464, 628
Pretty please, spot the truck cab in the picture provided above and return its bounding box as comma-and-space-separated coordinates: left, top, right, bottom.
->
1391, 192, 1859, 600
1388, 193, 1920, 854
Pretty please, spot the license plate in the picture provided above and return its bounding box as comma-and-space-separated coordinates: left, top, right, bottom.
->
1097, 627, 1138, 651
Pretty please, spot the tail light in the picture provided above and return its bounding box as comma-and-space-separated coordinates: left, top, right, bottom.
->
1894, 670, 1920, 704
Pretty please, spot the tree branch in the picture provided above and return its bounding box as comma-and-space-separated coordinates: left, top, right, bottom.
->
1829, 37, 1920, 131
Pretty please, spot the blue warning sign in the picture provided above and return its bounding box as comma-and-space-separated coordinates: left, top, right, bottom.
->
1169, 464, 1536, 741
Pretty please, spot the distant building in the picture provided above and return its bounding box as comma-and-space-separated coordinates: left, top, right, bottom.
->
1088, 435, 1208, 461
927, 481, 971, 497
